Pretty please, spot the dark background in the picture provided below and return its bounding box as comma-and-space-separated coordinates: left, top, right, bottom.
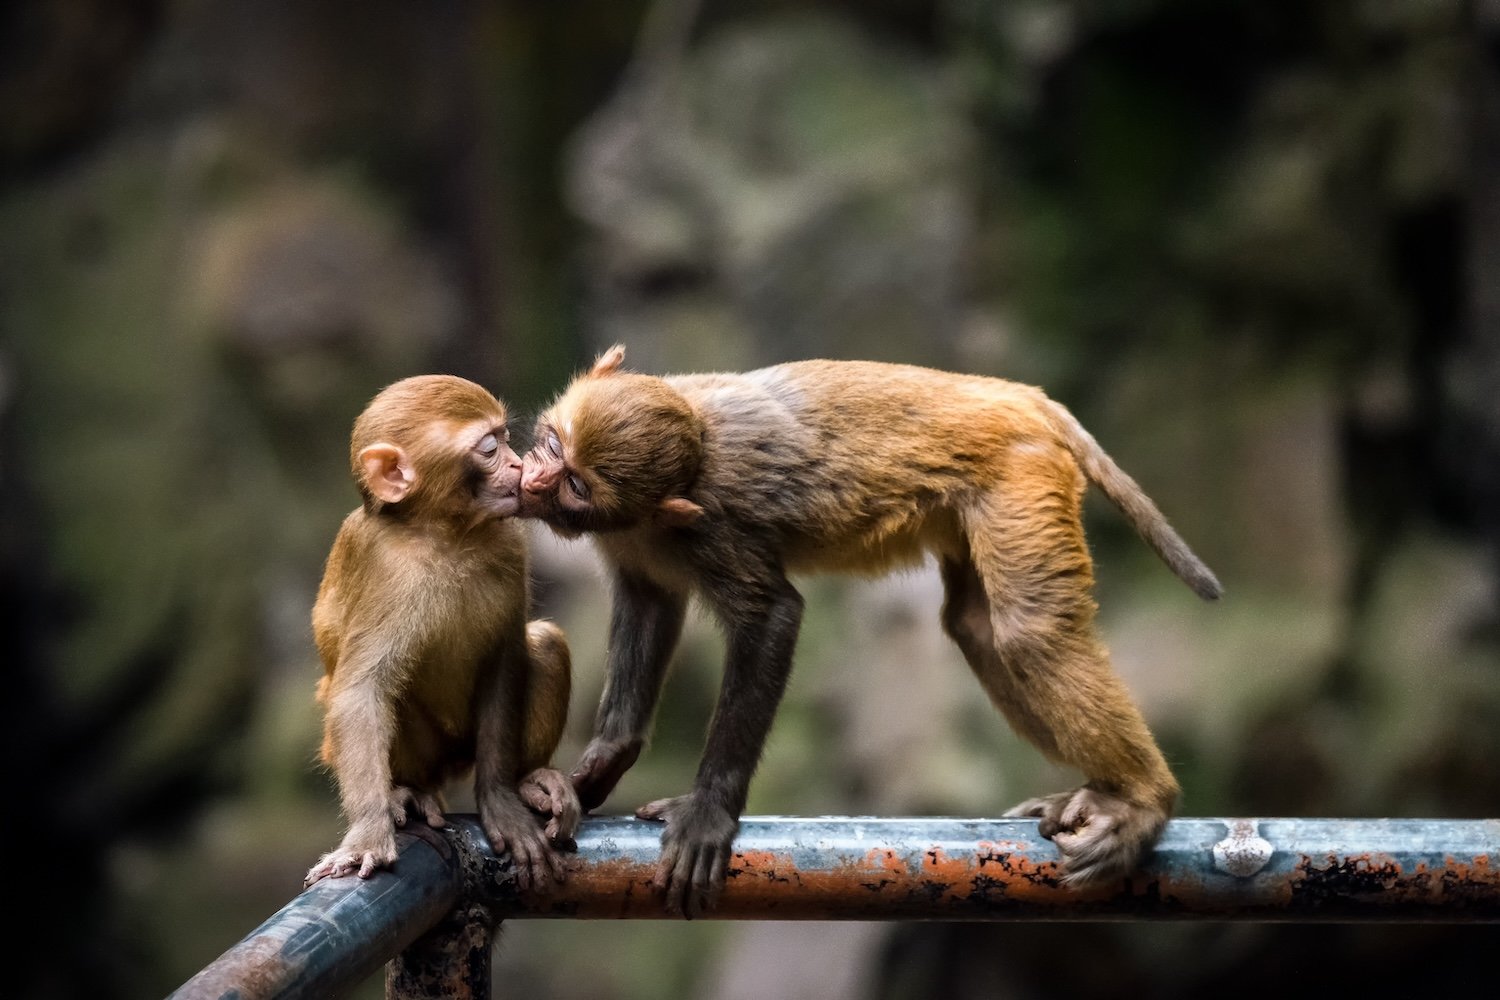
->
3, 1, 1496, 997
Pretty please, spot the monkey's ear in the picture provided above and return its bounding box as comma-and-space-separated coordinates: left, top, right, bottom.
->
359, 444, 416, 504
589, 344, 626, 377
656, 496, 704, 526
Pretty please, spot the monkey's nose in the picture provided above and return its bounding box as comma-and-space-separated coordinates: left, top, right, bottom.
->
521, 464, 560, 495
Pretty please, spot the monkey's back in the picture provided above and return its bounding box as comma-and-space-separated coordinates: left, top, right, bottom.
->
668, 360, 1080, 576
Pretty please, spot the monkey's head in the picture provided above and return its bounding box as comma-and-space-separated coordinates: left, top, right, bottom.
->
519, 345, 704, 536
351, 374, 523, 524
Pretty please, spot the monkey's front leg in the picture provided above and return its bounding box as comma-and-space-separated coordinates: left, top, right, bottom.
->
306, 784, 440, 885
639, 583, 804, 918
305, 680, 406, 887
570, 572, 687, 810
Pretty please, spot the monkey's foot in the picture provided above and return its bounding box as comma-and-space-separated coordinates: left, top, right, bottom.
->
568, 736, 643, 811
303, 836, 398, 888
636, 794, 739, 919
481, 793, 569, 892
388, 785, 446, 829
520, 766, 581, 843
1004, 786, 1168, 886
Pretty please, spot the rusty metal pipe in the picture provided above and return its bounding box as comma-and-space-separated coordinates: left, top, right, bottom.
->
170, 825, 463, 1000
455, 815, 1500, 922
170, 816, 1500, 1000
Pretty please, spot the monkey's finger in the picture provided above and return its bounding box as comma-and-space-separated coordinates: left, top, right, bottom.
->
708, 847, 729, 900
357, 852, 380, 879
419, 795, 446, 828
661, 847, 697, 917
545, 842, 568, 884
512, 834, 554, 892
1059, 792, 1094, 831
526, 843, 555, 890
651, 843, 679, 892
389, 787, 417, 828
636, 797, 675, 822
509, 843, 533, 891
554, 790, 581, 841
1003, 796, 1051, 819
689, 849, 723, 917
518, 779, 553, 815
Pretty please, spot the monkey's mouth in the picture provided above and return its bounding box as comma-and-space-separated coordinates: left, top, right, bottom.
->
490, 491, 521, 518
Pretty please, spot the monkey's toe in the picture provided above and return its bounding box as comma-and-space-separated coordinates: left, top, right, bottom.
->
635, 795, 680, 822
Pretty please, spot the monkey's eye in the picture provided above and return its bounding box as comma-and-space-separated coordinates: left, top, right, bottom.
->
477, 433, 499, 456
566, 473, 590, 501
547, 432, 562, 458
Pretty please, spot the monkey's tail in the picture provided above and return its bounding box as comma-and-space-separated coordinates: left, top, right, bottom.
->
1045, 400, 1224, 601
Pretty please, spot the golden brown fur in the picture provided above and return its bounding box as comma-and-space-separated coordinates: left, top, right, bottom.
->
307, 375, 577, 890
518, 347, 1219, 911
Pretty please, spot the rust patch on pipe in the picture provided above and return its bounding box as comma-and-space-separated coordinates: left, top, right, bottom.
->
466, 818, 1500, 922
524, 839, 1101, 919
1287, 851, 1500, 915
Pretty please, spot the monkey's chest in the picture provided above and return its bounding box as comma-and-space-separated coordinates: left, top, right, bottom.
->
398, 597, 512, 740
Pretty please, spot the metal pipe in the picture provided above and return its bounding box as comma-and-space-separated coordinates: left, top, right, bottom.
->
451, 815, 1500, 922
169, 824, 464, 1000
169, 815, 1500, 1000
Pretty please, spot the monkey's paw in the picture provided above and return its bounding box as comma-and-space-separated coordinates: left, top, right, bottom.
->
568, 736, 643, 811
520, 767, 581, 844
388, 785, 446, 830
303, 833, 399, 888
636, 793, 739, 919
482, 795, 569, 892
1004, 787, 1168, 887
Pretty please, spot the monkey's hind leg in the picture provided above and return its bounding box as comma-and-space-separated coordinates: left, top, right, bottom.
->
517, 620, 580, 842
943, 476, 1179, 886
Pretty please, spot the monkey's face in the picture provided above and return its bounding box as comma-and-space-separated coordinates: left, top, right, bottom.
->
352, 374, 523, 524
455, 418, 524, 520
517, 409, 605, 537
519, 376, 702, 535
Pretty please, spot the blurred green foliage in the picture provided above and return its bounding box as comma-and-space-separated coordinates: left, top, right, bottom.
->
1, 1, 1495, 998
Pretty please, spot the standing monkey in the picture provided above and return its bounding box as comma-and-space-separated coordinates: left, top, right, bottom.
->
517, 346, 1220, 915
306, 375, 578, 890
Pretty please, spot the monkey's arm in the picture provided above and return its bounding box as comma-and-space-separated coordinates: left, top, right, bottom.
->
305, 659, 405, 886
637, 574, 804, 918
569, 570, 688, 810
473, 637, 570, 890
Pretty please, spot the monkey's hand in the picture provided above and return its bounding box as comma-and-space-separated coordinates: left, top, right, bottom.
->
303, 821, 399, 887
480, 790, 569, 892
568, 736, 643, 811
520, 766, 581, 843
636, 793, 739, 919
1004, 786, 1169, 886
388, 785, 446, 830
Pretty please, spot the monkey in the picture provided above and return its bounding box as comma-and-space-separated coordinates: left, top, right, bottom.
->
515, 345, 1221, 915
304, 374, 579, 892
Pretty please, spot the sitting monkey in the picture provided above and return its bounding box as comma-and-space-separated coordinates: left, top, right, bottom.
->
306, 375, 578, 890
517, 346, 1221, 915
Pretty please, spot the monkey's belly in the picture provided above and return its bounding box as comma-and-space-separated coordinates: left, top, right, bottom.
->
391, 702, 475, 789
784, 508, 963, 577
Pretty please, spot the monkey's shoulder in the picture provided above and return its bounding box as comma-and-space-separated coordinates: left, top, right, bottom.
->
666, 371, 816, 456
